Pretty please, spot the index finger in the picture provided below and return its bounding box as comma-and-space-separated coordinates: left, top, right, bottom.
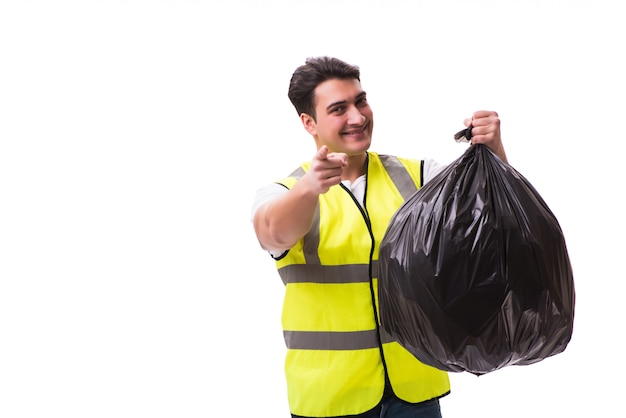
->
315, 145, 329, 160
327, 152, 348, 167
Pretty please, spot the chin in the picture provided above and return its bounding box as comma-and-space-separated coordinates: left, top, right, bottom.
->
351, 142, 371, 155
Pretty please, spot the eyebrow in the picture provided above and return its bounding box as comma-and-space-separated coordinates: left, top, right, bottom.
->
326, 91, 367, 111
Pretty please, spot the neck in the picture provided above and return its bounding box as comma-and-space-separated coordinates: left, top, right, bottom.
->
342, 153, 367, 183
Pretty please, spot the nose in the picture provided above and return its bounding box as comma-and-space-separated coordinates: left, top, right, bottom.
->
346, 106, 365, 125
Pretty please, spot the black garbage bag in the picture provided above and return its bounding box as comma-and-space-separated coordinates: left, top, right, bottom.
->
378, 142, 575, 376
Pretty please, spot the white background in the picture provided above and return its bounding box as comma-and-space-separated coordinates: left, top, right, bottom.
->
1, 0, 624, 417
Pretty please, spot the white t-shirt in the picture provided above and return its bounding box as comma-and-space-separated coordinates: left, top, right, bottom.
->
250, 158, 446, 220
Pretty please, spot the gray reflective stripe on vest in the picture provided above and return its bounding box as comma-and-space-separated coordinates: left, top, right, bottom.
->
278, 260, 379, 284
302, 203, 321, 265
378, 154, 419, 200
288, 166, 306, 179
284, 326, 396, 350
284, 329, 380, 350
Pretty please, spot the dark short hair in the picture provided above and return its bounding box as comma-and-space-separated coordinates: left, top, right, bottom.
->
287, 56, 361, 120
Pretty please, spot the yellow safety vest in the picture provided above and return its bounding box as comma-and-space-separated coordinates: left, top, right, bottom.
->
275, 152, 450, 417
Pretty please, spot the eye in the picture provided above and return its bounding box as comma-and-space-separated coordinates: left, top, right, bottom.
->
356, 97, 368, 107
331, 106, 346, 114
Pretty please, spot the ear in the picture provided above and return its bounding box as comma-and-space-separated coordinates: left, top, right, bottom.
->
300, 113, 317, 136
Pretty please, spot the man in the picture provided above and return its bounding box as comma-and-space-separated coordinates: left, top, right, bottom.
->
251, 56, 507, 418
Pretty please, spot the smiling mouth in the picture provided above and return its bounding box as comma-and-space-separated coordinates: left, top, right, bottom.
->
342, 124, 368, 136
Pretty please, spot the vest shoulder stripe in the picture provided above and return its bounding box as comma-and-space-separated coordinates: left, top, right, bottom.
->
284, 329, 380, 350
302, 204, 321, 264
377, 154, 420, 200
289, 167, 305, 180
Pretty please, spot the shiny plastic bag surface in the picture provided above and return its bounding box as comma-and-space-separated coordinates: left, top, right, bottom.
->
378, 144, 575, 375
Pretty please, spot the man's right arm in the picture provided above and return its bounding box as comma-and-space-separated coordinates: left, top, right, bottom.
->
253, 145, 348, 253
253, 177, 320, 253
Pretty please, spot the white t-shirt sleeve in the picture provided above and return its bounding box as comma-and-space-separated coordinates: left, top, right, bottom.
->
250, 182, 289, 222
250, 183, 290, 258
422, 158, 447, 184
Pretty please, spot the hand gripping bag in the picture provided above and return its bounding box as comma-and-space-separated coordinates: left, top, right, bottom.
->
378, 142, 575, 375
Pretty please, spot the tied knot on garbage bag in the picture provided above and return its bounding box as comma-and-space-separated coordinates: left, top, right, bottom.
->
378, 133, 575, 376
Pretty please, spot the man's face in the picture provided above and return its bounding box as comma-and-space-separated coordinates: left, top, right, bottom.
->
303, 78, 373, 156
